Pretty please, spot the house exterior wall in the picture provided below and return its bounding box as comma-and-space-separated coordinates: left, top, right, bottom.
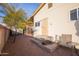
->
48, 3, 79, 42
34, 4, 49, 37
34, 3, 79, 48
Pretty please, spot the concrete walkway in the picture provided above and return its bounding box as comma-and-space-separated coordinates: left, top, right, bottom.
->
2, 35, 79, 56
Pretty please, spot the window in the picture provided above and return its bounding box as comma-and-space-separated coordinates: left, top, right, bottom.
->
38, 22, 40, 26
35, 22, 37, 27
48, 3, 52, 9
70, 9, 77, 20
35, 21, 40, 27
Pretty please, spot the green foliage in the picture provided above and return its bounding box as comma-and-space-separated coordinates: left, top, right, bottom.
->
17, 20, 26, 29
0, 3, 15, 15
0, 3, 27, 30
3, 15, 15, 28
26, 17, 33, 26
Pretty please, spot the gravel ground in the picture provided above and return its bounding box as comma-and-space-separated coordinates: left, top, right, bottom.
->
2, 35, 79, 56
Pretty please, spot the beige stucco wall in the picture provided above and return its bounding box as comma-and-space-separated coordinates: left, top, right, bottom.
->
48, 3, 79, 42
0, 28, 5, 53
0, 27, 9, 53
34, 3, 79, 46
5, 29, 10, 43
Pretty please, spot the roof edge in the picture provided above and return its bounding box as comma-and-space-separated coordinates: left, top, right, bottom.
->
32, 3, 46, 17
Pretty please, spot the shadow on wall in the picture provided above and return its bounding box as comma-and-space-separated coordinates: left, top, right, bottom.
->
74, 20, 79, 36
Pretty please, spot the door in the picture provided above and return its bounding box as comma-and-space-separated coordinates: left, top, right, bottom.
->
41, 18, 48, 36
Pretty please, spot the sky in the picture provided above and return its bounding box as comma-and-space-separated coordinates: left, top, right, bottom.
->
15, 3, 40, 18
0, 3, 40, 23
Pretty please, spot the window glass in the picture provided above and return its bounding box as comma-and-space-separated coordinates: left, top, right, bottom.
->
35, 21, 40, 27
38, 21, 40, 26
70, 9, 77, 20
35, 22, 37, 27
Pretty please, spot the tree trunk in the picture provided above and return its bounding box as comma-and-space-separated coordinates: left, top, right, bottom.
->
13, 27, 17, 43
23, 29, 24, 35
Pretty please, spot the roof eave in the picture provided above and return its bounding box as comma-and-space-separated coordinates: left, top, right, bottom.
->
32, 3, 46, 17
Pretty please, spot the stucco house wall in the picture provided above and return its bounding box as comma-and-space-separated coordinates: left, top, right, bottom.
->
34, 4, 49, 37
48, 3, 79, 42
34, 3, 79, 46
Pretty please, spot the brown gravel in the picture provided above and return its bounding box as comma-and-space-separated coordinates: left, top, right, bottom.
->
2, 35, 79, 56
2, 35, 51, 56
